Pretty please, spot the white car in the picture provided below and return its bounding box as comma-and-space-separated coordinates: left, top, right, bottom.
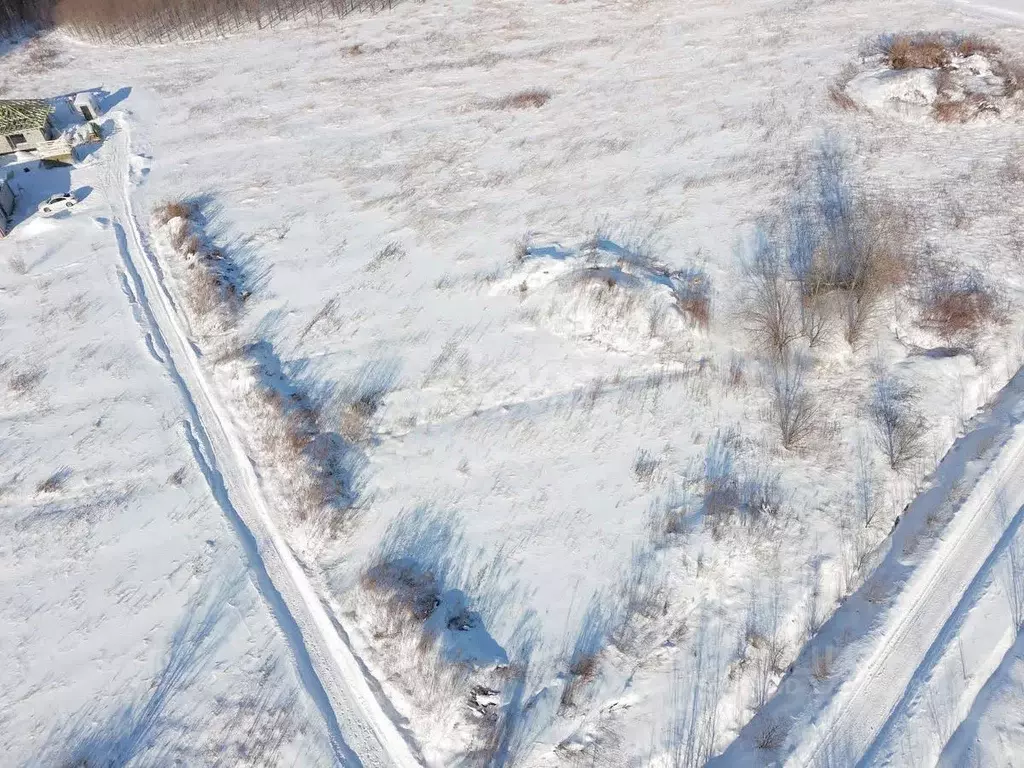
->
38, 193, 77, 216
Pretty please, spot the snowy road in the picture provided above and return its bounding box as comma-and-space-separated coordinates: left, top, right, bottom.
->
792, 422, 1024, 768
101, 116, 422, 768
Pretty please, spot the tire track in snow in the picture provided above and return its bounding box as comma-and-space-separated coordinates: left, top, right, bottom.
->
110, 216, 359, 766
102, 115, 422, 768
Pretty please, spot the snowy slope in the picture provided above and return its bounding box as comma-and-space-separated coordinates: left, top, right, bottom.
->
5, 0, 1024, 764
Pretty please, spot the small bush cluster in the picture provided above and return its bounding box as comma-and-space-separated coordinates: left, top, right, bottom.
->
918, 263, 1002, 346
742, 143, 909, 354
155, 200, 248, 337
870, 32, 1021, 122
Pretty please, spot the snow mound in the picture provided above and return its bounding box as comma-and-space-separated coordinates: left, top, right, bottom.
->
496, 240, 709, 355
840, 42, 1022, 122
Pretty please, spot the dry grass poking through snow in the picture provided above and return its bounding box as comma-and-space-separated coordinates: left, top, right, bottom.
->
153, 200, 249, 339
834, 32, 1024, 122
494, 89, 551, 110
152, 202, 360, 551
352, 508, 536, 765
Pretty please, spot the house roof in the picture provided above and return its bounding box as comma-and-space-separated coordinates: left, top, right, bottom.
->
0, 100, 51, 135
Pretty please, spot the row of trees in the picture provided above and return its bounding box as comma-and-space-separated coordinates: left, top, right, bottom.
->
1, 0, 396, 41
0, 0, 51, 33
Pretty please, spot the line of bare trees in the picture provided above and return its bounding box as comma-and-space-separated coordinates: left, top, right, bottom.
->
0, 0, 51, 33
2, 0, 396, 42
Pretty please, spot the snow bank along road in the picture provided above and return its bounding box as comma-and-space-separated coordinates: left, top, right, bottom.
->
101, 115, 422, 768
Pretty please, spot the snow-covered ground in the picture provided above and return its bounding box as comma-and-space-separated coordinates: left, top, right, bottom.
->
0, 149, 337, 764
5, 0, 1024, 764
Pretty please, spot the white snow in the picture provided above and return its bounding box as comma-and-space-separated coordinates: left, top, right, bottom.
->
5, 0, 1024, 764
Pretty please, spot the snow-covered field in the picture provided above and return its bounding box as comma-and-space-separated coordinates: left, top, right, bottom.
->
5, 0, 1024, 764
0, 144, 337, 763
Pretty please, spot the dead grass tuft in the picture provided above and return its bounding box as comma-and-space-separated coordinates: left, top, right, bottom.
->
497, 89, 551, 110
9, 367, 44, 395
956, 35, 1002, 58
884, 33, 951, 70
36, 466, 71, 494
8, 255, 28, 275
154, 200, 194, 225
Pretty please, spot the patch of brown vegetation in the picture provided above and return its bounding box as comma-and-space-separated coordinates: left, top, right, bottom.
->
920, 265, 1002, 344
498, 89, 551, 110
885, 33, 951, 70
154, 200, 194, 225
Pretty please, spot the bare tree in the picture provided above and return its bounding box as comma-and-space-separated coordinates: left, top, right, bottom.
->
854, 434, 879, 527
770, 351, 819, 450
742, 233, 801, 357
869, 370, 926, 471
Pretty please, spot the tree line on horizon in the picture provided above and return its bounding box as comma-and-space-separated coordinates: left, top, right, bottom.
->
1, 0, 396, 42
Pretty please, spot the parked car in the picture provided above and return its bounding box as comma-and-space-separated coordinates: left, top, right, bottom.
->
39, 192, 76, 216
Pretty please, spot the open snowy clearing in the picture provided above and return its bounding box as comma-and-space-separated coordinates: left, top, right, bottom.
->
5, 0, 1024, 764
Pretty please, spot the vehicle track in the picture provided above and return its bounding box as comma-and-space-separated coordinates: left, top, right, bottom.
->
102, 114, 422, 768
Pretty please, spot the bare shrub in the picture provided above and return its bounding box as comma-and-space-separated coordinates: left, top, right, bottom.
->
610, 546, 666, 653
742, 234, 800, 357
754, 716, 787, 750
700, 433, 783, 534
663, 614, 725, 768
36, 466, 71, 494
811, 648, 834, 681
559, 648, 599, 712
727, 353, 745, 388
769, 352, 819, 450
511, 236, 530, 265
800, 292, 833, 347
919, 263, 1001, 345
497, 89, 551, 110
748, 142, 907, 352
854, 435, 880, 527
870, 370, 926, 471
800, 146, 909, 347
883, 33, 951, 70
